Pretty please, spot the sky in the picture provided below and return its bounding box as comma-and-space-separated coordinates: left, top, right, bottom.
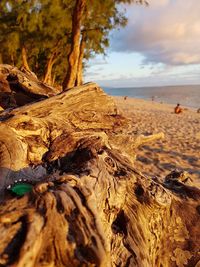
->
85, 0, 200, 88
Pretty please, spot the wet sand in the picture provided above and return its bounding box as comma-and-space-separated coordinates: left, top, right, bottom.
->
114, 96, 200, 185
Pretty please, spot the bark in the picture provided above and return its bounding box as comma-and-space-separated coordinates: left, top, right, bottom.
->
75, 32, 86, 86
62, 0, 86, 90
43, 42, 61, 86
43, 54, 56, 86
0, 66, 199, 267
21, 46, 31, 72
10, 54, 15, 66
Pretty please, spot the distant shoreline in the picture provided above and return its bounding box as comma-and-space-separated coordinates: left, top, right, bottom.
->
114, 95, 198, 111
103, 85, 200, 109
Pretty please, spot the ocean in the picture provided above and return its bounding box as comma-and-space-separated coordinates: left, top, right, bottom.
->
103, 84, 200, 109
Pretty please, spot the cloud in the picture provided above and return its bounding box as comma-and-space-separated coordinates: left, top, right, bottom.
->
96, 67, 200, 87
112, 0, 200, 65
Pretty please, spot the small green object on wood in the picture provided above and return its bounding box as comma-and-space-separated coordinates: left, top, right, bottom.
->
11, 183, 33, 196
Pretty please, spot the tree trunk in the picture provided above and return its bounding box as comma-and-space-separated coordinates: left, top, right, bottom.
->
21, 46, 31, 72
0, 53, 3, 64
43, 55, 55, 86
0, 66, 200, 267
75, 32, 86, 86
10, 53, 15, 66
62, 0, 86, 90
43, 41, 61, 86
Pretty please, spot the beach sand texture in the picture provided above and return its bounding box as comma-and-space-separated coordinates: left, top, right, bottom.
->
114, 97, 200, 185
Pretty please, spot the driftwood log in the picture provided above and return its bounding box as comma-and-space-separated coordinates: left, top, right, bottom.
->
0, 64, 60, 109
0, 66, 199, 267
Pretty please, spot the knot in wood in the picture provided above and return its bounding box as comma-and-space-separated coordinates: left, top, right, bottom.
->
111, 210, 128, 236
104, 156, 115, 168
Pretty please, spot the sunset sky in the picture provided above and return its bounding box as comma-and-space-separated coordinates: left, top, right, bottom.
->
85, 0, 200, 87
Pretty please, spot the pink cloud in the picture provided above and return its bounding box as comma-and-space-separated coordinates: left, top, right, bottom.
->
112, 0, 200, 65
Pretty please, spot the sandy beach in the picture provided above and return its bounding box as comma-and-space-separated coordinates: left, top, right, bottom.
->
114, 96, 200, 185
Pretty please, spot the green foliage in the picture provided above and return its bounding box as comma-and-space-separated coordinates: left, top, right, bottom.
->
0, 0, 147, 84
0, 0, 71, 82
82, 0, 128, 58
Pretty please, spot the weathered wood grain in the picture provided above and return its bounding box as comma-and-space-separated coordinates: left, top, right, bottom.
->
0, 67, 199, 267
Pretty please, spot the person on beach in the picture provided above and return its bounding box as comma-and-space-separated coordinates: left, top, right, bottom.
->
174, 103, 182, 114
